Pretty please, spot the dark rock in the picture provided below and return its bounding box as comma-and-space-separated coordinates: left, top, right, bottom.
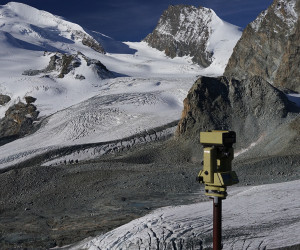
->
224, 0, 300, 92
25, 96, 37, 104
71, 30, 105, 54
23, 52, 114, 80
82, 36, 105, 54
144, 5, 215, 67
0, 94, 11, 105
83, 56, 115, 79
45, 54, 59, 72
0, 102, 39, 141
57, 54, 76, 78
75, 74, 85, 80
176, 76, 289, 149
22, 69, 41, 76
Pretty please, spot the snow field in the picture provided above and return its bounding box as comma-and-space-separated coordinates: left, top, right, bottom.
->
0, 3, 213, 169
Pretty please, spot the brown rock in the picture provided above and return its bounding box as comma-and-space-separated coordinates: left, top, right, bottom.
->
224, 0, 300, 92
25, 96, 37, 104
274, 18, 300, 92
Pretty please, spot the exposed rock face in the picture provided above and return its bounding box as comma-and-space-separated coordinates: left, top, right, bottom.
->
274, 18, 300, 92
176, 76, 289, 148
0, 101, 39, 141
81, 36, 105, 54
0, 94, 11, 105
71, 30, 106, 54
25, 96, 37, 104
144, 5, 218, 67
23, 52, 114, 79
224, 0, 300, 92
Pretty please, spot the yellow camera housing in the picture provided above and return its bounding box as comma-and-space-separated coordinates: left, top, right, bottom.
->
198, 130, 239, 198
200, 130, 236, 147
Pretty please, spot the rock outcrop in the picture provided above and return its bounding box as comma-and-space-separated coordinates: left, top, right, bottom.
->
25, 96, 37, 104
0, 94, 11, 105
0, 101, 39, 142
71, 30, 105, 54
176, 76, 289, 149
224, 0, 300, 92
274, 17, 300, 92
23, 52, 114, 80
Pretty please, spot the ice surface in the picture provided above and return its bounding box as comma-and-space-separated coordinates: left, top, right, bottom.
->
71, 180, 300, 249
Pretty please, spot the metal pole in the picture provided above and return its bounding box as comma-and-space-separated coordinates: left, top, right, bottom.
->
213, 197, 222, 250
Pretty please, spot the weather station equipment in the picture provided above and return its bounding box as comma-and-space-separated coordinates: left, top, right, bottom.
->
197, 130, 239, 250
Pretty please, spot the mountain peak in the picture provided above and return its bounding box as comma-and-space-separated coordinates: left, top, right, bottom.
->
144, 4, 241, 72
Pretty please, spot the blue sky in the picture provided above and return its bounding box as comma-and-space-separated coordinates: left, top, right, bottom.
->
2, 0, 273, 41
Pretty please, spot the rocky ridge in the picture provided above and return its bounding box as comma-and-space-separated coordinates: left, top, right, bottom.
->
224, 0, 300, 92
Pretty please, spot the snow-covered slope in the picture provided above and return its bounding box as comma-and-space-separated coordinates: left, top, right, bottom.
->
70, 180, 300, 249
0, 2, 104, 54
0, 2, 239, 169
0, 1, 107, 119
0, 2, 207, 169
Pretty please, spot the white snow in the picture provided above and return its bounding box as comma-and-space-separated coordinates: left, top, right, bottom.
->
0, 2, 241, 170
70, 180, 300, 249
234, 134, 264, 157
204, 19, 241, 76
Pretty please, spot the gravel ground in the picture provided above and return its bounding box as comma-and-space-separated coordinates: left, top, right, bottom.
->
0, 139, 299, 249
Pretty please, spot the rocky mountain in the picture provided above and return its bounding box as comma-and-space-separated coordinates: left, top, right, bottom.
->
224, 0, 300, 93
144, 5, 241, 70
176, 76, 290, 149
